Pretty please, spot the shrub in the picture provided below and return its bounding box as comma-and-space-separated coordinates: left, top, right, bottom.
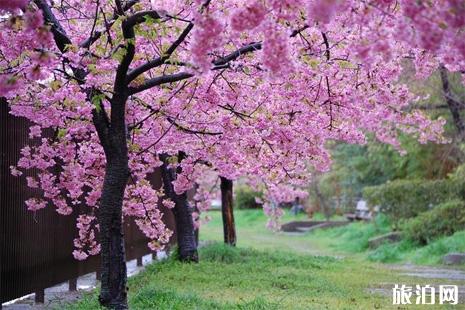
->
235, 185, 263, 209
402, 200, 465, 245
363, 179, 464, 225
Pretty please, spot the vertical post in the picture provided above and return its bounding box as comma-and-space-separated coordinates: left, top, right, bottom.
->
35, 289, 45, 303
96, 269, 101, 281
220, 177, 236, 246
152, 252, 157, 261
137, 256, 143, 267
69, 278, 77, 291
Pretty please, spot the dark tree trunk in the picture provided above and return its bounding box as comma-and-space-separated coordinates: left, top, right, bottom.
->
94, 94, 129, 309
160, 154, 198, 262
220, 177, 236, 246
439, 65, 465, 138
98, 160, 129, 309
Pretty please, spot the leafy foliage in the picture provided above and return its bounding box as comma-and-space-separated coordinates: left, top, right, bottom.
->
402, 200, 465, 245
363, 179, 465, 225
235, 186, 263, 209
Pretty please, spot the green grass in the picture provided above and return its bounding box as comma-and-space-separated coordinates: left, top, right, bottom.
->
308, 214, 391, 253
203, 209, 465, 265
65, 209, 465, 309
65, 243, 454, 310
200, 209, 337, 256
367, 231, 465, 264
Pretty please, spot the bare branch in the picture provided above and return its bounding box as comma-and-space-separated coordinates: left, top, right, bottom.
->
167, 117, 223, 136
128, 72, 194, 94
213, 42, 262, 67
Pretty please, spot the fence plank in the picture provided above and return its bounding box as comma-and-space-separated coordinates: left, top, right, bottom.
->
0, 103, 176, 303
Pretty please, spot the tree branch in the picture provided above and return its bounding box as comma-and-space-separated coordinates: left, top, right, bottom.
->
34, 0, 111, 146
167, 117, 223, 136
79, 0, 139, 49
126, 22, 194, 83
34, 0, 72, 53
128, 72, 194, 94
213, 42, 262, 67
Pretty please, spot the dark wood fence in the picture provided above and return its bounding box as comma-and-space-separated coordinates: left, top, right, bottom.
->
0, 102, 176, 303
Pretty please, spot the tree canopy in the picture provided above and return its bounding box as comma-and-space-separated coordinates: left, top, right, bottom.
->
1, 1, 464, 307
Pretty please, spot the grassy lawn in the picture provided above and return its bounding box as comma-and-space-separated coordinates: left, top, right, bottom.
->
207, 208, 465, 265
65, 209, 464, 309
199, 209, 332, 256
66, 243, 459, 310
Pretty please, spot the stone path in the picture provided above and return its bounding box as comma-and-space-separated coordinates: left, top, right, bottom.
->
368, 264, 465, 303
390, 264, 465, 281
2, 252, 167, 309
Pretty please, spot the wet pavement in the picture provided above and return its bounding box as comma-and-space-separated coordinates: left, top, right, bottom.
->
2, 251, 167, 309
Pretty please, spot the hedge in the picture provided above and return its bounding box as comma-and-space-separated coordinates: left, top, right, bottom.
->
402, 200, 465, 245
235, 186, 263, 209
363, 179, 464, 225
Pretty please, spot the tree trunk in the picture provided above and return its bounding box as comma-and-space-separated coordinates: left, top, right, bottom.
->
220, 177, 236, 246
94, 94, 129, 309
193, 183, 200, 247
439, 65, 465, 138
314, 180, 331, 221
160, 154, 198, 262
98, 160, 129, 309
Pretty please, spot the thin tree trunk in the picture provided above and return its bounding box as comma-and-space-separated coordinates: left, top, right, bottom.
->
439, 64, 465, 138
314, 180, 331, 221
160, 153, 198, 262
220, 177, 236, 246
193, 183, 200, 247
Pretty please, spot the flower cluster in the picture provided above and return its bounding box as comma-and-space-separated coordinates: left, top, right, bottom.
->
3, 0, 460, 259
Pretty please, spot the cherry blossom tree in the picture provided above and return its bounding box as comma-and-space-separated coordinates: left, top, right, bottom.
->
1, 0, 463, 308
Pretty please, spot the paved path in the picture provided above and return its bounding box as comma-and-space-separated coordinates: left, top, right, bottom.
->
2, 252, 167, 309
368, 264, 465, 303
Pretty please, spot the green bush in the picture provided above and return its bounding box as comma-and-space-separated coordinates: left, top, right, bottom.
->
363, 179, 464, 225
402, 200, 465, 245
235, 186, 263, 209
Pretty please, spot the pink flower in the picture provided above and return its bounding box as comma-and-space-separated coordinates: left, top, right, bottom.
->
25, 198, 47, 211
162, 199, 175, 209
29, 125, 41, 138
10, 165, 22, 176
72, 250, 88, 260
25, 10, 44, 31
0, 0, 29, 12
307, 0, 345, 25
262, 24, 294, 76
191, 13, 224, 72
230, 2, 267, 32
0, 75, 20, 96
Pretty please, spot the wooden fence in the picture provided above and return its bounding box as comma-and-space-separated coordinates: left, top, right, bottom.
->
0, 102, 176, 303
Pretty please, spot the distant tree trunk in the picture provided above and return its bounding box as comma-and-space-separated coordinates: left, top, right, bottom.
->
193, 183, 200, 247
439, 64, 465, 138
160, 153, 198, 262
220, 177, 236, 246
314, 181, 331, 221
